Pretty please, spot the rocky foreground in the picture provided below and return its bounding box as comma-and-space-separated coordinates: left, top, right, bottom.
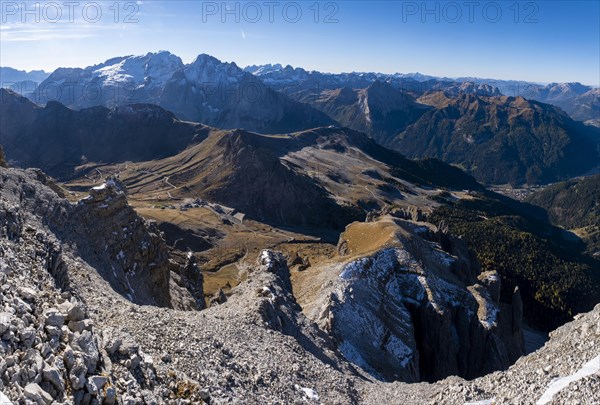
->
1, 166, 599, 404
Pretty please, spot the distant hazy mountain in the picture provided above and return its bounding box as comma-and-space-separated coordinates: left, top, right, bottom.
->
423, 80, 600, 124
423, 81, 502, 98
0, 67, 49, 85
244, 63, 285, 76
420, 77, 599, 117
523, 84, 600, 123
245, 63, 439, 85
244, 64, 435, 101
29, 52, 335, 134
245, 64, 503, 145
390, 94, 599, 185
0, 67, 50, 95
247, 64, 599, 123
425, 79, 599, 122
244, 64, 542, 99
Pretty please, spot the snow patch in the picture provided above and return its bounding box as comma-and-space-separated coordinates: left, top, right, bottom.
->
125, 272, 136, 301
294, 385, 319, 402
93, 52, 182, 89
260, 250, 274, 267
0, 392, 13, 405
536, 355, 600, 404
464, 399, 495, 405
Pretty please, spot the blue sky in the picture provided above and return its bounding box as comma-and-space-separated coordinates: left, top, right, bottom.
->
1, 1, 599, 85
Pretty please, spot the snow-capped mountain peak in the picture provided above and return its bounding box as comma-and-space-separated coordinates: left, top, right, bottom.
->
244, 63, 284, 75
92, 51, 184, 89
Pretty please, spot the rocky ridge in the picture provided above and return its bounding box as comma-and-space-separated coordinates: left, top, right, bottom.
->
0, 89, 208, 179
28, 52, 335, 134
0, 165, 599, 404
247, 63, 599, 123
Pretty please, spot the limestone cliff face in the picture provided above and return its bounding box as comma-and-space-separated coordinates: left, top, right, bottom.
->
67, 179, 175, 307
0, 169, 201, 310
65, 178, 205, 310
312, 217, 524, 382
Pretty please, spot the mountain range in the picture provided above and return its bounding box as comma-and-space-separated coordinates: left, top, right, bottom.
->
26, 52, 335, 134
301, 81, 431, 145
288, 84, 598, 185
5, 51, 597, 186
0, 88, 206, 178
247, 63, 600, 124
0, 67, 50, 96
2, 50, 600, 404
2, 85, 597, 333
6, 55, 599, 127
0, 66, 49, 85
391, 93, 599, 185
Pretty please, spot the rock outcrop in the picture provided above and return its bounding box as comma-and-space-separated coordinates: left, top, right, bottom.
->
309, 217, 524, 382
361, 303, 600, 404
0, 169, 200, 311
178, 252, 206, 310
231, 250, 327, 340
67, 178, 175, 307
0, 171, 168, 403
